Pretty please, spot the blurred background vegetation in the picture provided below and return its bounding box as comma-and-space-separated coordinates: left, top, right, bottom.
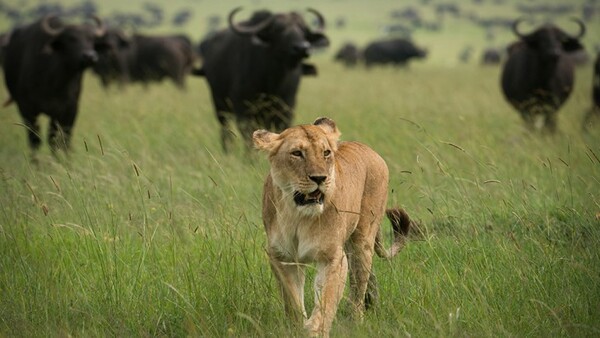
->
1, 0, 598, 66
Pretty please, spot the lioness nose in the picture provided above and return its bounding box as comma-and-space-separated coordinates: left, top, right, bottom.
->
309, 175, 327, 184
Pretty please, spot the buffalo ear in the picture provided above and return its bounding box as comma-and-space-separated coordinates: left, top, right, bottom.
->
250, 34, 269, 47
562, 37, 583, 52
307, 32, 329, 48
253, 129, 281, 153
314, 117, 341, 145
302, 63, 317, 76
42, 37, 60, 54
117, 35, 130, 49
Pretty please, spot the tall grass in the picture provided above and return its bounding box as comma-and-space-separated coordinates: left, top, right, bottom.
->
1, 0, 600, 336
1, 60, 598, 337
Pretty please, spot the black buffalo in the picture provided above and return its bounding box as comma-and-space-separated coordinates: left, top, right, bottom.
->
363, 38, 427, 67
334, 42, 360, 67
481, 47, 502, 65
0, 31, 9, 64
2, 15, 105, 155
501, 18, 585, 133
92, 28, 129, 86
195, 7, 329, 152
582, 52, 600, 130
93, 30, 195, 88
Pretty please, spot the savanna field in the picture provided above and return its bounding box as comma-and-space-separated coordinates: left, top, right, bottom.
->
1, 0, 600, 336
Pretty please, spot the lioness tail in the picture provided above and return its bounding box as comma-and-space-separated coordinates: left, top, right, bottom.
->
375, 208, 411, 259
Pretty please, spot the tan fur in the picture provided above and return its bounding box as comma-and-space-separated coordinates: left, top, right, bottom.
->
253, 117, 409, 337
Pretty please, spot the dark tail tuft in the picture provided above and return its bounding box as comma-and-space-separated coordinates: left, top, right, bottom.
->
374, 208, 411, 259
386, 208, 410, 237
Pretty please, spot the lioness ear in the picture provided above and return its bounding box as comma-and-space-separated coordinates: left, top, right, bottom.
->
253, 129, 280, 153
314, 117, 341, 142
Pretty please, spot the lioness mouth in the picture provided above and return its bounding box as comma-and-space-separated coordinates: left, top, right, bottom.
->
293, 190, 324, 206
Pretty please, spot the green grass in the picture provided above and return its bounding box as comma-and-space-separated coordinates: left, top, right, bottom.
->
1, 0, 600, 336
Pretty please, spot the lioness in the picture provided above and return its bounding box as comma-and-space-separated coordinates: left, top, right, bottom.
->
253, 117, 410, 337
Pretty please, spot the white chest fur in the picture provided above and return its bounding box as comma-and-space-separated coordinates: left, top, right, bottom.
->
269, 209, 341, 264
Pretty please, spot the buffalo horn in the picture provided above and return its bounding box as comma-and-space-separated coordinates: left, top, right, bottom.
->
228, 7, 274, 35
511, 17, 527, 39
90, 15, 106, 37
41, 15, 64, 36
306, 8, 326, 32
570, 17, 585, 39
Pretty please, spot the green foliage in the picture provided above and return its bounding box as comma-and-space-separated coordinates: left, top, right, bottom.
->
1, 0, 600, 336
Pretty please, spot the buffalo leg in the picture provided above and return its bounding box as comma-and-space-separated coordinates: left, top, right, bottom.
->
237, 117, 261, 150
22, 115, 42, 151
217, 112, 235, 153
49, 107, 77, 153
48, 120, 68, 153
271, 111, 292, 133
544, 112, 558, 134
268, 100, 293, 132
173, 67, 186, 89
521, 112, 535, 131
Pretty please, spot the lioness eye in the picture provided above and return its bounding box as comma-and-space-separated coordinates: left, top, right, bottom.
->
324, 150, 331, 157
291, 150, 303, 157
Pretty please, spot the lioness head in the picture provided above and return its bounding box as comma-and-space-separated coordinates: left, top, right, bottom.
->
253, 117, 341, 216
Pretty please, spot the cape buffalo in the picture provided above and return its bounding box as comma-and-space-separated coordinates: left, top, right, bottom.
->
93, 30, 195, 88
481, 47, 502, 65
501, 18, 585, 133
92, 28, 129, 86
582, 52, 600, 130
195, 7, 329, 152
363, 38, 427, 67
2, 15, 105, 156
0, 31, 9, 64
334, 42, 360, 67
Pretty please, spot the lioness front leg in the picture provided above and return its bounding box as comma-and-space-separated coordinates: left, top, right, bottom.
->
305, 251, 348, 337
268, 253, 307, 324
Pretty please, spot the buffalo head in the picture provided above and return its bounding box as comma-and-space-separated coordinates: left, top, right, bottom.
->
93, 28, 130, 55
41, 15, 106, 68
334, 42, 360, 66
228, 7, 329, 64
512, 18, 585, 61
92, 28, 131, 84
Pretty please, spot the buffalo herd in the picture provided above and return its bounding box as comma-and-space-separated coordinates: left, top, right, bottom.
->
93, 30, 195, 88
363, 38, 428, 67
0, 6, 598, 157
334, 42, 360, 67
334, 39, 427, 68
